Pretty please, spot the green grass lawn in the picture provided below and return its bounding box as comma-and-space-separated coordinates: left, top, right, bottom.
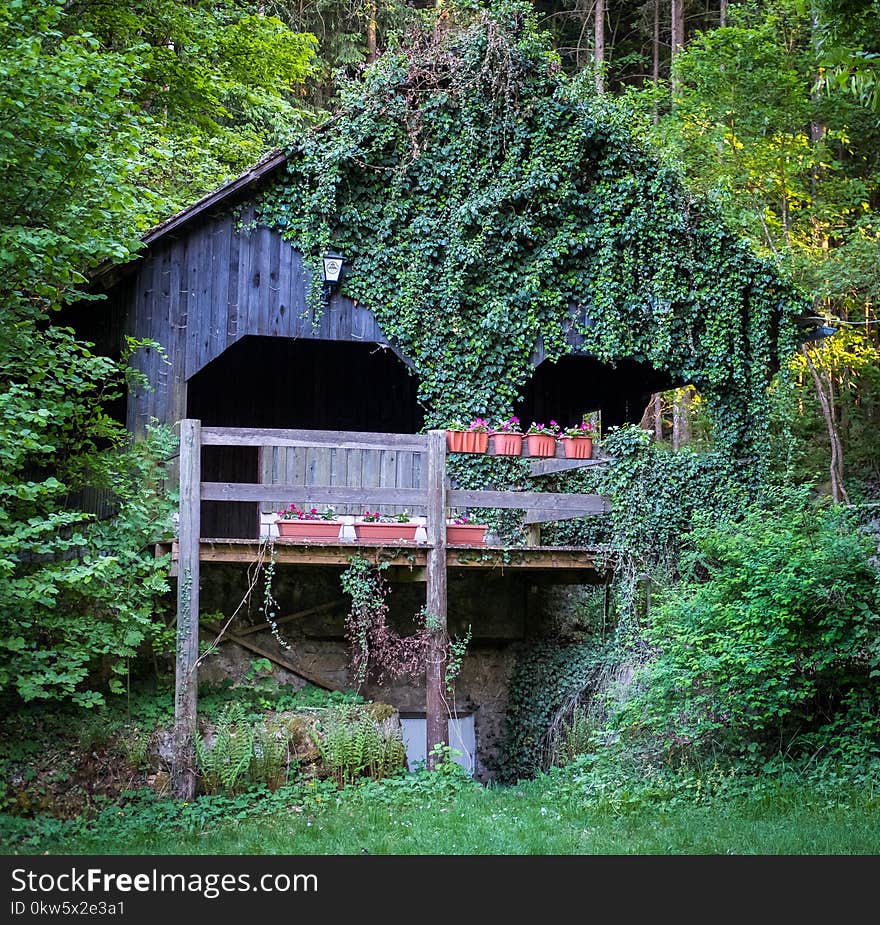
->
6, 776, 880, 855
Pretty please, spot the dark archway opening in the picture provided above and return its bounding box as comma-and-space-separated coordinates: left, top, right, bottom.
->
188, 337, 424, 537
515, 355, 682, 432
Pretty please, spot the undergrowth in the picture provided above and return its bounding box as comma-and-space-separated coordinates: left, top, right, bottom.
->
3, 750, 879, 855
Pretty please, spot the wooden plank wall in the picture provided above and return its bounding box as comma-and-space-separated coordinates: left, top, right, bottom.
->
260, 446, 424, 518
125, 204, 405, 437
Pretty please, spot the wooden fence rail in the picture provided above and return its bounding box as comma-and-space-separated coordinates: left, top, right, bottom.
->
171, 421, 610, 799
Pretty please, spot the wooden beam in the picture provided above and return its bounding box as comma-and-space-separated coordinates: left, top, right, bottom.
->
448, 489, 610, 515
201, 426, 428, 453
528, 457, 609, 477
201, 483, 426, 507
172, 418, 201, 801
233, 599, 342, 636
201, 625, 339, 691
446, 548, 601, 570
157, 539, 604, 572
425, 430, 449, 768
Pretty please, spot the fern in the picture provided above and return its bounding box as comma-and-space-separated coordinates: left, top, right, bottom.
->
311, 706, 407, 786
196, 703, 290, 794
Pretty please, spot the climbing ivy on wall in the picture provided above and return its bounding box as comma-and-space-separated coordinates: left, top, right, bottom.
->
499, 638, 609, 783
539, 425, 749, 568
258, 1, 805, 462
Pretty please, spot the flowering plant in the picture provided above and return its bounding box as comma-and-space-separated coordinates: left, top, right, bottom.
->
447, 417, 490, 432
277, 503, 336, 521
562, 421, 597, 438
525, 420, 561, 436
384, 511, 412, 523
361, 510, 411, 523
492, 416, 522, 433
452, 514, 473, 525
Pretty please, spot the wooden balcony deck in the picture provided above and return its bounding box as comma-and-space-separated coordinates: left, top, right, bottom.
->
168, 422, 613, 798
158, 537, 608, 582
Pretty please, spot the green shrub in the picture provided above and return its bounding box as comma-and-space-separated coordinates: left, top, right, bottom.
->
615, 495, 880, 762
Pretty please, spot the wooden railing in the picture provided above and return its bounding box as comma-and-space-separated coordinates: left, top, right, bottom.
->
200, 425, 609, 522
171, 421, 609, 799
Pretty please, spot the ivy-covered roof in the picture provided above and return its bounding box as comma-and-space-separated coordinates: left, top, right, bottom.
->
114, 3, 804, 461
253, 4, 805, 458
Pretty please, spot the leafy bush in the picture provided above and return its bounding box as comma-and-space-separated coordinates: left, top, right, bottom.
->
0, 424, 176, 706
615, 494, 880, 762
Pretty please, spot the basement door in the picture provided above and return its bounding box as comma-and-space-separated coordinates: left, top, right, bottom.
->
399, 714, 475, 775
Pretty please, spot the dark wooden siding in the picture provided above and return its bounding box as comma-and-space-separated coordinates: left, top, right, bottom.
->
186, 337, 424, 537
125, 205, 407, 437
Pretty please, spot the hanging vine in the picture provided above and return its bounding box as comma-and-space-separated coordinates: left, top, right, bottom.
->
340, 556, 471, 692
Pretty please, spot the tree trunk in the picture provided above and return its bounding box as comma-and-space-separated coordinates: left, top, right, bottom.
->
639, 394, 662, 437
670, 0, 685, 92
595, 0, 606, 94
653, 0, 660, 123
802, 344, 850, 504
719, 0, 727, 27
671, 0, 684, 56
809, 7, 827, 229
672, 388, 691, 449
366, 2, 378, 64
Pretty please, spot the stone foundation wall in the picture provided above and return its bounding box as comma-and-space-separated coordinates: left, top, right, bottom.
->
197, 563, 531, 780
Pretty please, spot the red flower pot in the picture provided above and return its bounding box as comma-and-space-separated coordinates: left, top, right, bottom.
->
276, 520, 341, 541
354, 522, 419, 542
446, 523, 488, 545
525, 434, 557, 457
446, 430, 489, 453
560, 436, 593, 459
490, 432, 523, 456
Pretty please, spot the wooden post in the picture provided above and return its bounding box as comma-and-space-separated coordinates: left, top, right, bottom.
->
425, 429, 449, 769
172, 419, 201, 800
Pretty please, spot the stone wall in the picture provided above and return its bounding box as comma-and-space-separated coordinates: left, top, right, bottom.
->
197, 563, 533, 780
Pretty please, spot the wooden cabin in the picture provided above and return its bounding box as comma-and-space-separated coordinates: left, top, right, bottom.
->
67, 151, 693, 791
75, 151, 679, 542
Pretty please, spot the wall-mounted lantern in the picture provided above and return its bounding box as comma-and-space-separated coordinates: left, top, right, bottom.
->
803, 324, 837, 342
320, 252, 344, 307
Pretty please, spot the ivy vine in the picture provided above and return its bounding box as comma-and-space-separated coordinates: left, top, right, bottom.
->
340, 556, 472, 695
258, 2, 805, 464
499, 638, 610, 783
